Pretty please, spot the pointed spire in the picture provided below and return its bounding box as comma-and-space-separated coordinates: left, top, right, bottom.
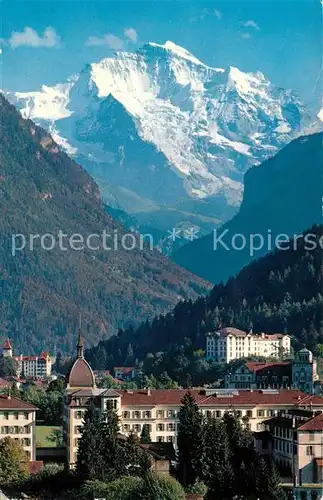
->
77, 314, 84, 359
77, 331, 84, 359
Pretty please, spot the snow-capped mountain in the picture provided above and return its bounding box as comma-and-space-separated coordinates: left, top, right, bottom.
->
4, 41, 313, 233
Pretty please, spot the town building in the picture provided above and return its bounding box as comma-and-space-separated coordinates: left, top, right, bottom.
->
113, 367, 136, 381
226, 349, 319, 394
292, 348, 319, 394
1, 339, 52, 379
206, 327, 291, 362
64, 334, 323, 468
0, 394, 37, 461
255, 409, 323, 500
226, 361, 292, 390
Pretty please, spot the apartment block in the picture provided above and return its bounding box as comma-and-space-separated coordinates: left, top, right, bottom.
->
0, 394, 37, 461
206, 327, 291, 362
255, 410, 323, 500
1, 339, 52, 379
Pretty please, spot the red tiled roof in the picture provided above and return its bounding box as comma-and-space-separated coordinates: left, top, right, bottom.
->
245, 362, 291, 374
120, 389, 323, 408
298, 413, 323, 431
114, 367, 135, 374
0, 395, 37, 410
13, 355, 49, 361
219, 327, 247, 337
256, 333, 288, 341
2, 338, 12, 349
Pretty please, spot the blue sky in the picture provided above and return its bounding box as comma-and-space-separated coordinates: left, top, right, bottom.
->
1, 0, 322, 111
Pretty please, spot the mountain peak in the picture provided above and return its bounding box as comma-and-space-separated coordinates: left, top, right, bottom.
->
227, 66, 267, 94
146, 40, 207, 66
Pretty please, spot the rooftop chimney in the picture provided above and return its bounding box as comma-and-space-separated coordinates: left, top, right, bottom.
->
147, 387, 151, 396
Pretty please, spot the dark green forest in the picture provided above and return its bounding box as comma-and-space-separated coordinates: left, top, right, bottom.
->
87, 225, 323, 383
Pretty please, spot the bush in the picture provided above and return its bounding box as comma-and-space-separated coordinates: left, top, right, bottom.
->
78, 477, 142, 500
186, 479, 208, 496
141, 472, 186, 500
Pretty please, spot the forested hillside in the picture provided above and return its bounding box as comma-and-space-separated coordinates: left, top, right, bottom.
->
173, 132, 322, 284
87, 226, 323, 381
0, 96, 210, 354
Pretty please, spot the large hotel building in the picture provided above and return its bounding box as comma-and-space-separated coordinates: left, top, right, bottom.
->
206, 327, 291, 362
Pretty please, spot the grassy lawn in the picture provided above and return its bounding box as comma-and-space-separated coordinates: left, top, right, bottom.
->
36, 425, 62, 448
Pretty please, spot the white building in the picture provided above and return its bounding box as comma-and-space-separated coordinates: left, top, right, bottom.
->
206, 327, 291, 363
1, 339, 52, 379
0, 394, 37, 461
64, 335, 322, 468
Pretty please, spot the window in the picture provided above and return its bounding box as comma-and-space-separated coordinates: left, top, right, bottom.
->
133, 424, 141, 433
108, 399, 118, 410
257, 410, 265, 417
123, 411, 130, 418
144, 411, 151, 419
157, 436, 164, 442
306, 446, 313, 456
309, 432, 314, 441
123, 424, 130, 432
167, 423, 175, 431
156, 410, 164, 418
215, 410, 222, 418
157, 423, 164, 432
24, 438, 31, 446
24, 412, 29, 420
14, 412, 19, 420
75, 411, 83, 420
133, 411, 141, 419
167, 436, 174, 443
4, 412, 9, 420
246, 410, 253, 418
235, 411, 242, 418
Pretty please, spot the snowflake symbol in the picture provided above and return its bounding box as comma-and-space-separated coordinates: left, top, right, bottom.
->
167, 228, 182, 242
183, 227, 200, 241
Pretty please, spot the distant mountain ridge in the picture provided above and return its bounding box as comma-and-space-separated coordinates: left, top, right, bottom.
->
173, 132, 323, 283
0, 95, 211, 354
4, 40, 314, 234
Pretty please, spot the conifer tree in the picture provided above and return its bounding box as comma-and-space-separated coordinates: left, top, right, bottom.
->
99, 400, 126, 481
140, 423, 151, 443
76, 401, 103, 481
177, 392, 203, 487
266, 463, 286, 500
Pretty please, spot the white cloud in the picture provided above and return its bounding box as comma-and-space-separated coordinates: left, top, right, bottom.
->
214, 9, 223, 20
85, 34, 124, 50
9, 26, 60, 49
241, 20, 260, 31
124, 28, 138, 43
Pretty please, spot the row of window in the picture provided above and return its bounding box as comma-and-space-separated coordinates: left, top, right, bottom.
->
122, 410, 177, 419
0, 412, 30, 420
11, 437, 31, 446
274, 439, 293, 454
1, 425, 31, 434
122, 423, 176, 433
